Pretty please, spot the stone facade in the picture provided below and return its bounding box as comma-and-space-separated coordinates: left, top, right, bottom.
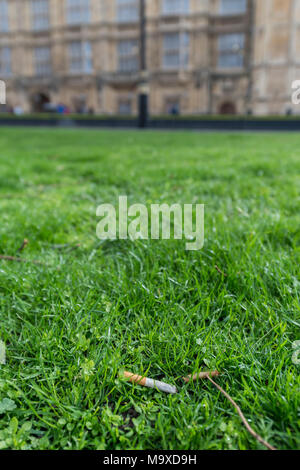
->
0, 0, 297, 115
252, 0, 300, 115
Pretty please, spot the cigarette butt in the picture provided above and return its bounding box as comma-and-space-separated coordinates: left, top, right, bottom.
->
183, 370, 220, 383
123, 371, 147, 386
122, 371, 177, 394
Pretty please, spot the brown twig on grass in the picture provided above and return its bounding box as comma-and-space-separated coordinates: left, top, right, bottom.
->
0, 255, 44, 266
17, 238, 29, 253
183, 370, 220, 383
215, 265, 227, 276
50, 243, 81, 251
206, 376, 276, 451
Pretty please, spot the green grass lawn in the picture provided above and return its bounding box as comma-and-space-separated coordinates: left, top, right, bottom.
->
0, 128, 299, 450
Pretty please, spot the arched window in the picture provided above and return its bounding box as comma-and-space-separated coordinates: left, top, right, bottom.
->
219, 102, 236, 115
31, 92, 50, 113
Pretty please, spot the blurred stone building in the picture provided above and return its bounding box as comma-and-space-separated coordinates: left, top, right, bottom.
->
0, 0, 299, 115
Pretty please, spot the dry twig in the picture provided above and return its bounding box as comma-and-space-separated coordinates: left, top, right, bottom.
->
17, 238, 29, 253
123, 367, 277, 450
206, 376, 276, 451
183, 370, 220, 383
50, 243, 81, 251
215, 265, 227, 276
0, 255, 44, 266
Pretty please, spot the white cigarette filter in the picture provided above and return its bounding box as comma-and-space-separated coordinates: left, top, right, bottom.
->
145, 377, 177, 394
123, 371, 177, 394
